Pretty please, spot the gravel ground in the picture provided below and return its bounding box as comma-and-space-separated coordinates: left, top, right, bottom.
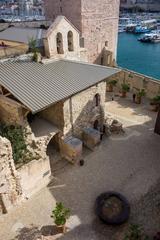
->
0, 98, 160, 240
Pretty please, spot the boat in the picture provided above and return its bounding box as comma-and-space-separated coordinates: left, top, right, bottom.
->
134, 26, 150, 34
138, 34, 152, 43
151, 34, 160, 43
138, 32, 160, 43
125, 23, 137, 33
118, 26, 126, 33
141, 19, 157, 30
118, 18, 133, 33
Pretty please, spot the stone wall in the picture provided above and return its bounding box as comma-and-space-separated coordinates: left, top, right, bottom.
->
37, 81, 107, 138
43, 16, 88, 61
44, 0, 120, 65
81, 0, 120, 64
0, 96, 26, 125
108, 68, 160, 99
63, 81, 106, 138
0, 121, 57, 213
0, 20, 51, 32
39, 101, 64, 130
0, 137, 22, 214
44, 0, 82, 31
0, 41, 28, 59
18, 157, 51, 198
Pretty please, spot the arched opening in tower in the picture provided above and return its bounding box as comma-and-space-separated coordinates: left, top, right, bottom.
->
56, 32, 64, 54
68, 31, 74, 51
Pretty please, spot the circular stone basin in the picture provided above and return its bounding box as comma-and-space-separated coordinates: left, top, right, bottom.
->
95, 192, 130, 225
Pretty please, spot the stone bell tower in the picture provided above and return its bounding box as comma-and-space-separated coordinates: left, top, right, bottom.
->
44, 0, 120, 66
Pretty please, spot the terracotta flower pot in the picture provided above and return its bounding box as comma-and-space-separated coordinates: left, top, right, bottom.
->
108, 85, 113, 92
122, 91, 126, 98
150, 103, 159, 112
56, 224, 66, 234
136, 96, 141, 104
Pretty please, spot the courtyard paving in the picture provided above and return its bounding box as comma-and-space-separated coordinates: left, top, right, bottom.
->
0, 96, 160, 240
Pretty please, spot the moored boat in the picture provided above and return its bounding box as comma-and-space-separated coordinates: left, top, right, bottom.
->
134, 26, 150, 34
138, 32, 160, 43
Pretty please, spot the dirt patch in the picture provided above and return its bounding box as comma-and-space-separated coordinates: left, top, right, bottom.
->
102, 197, 123, 219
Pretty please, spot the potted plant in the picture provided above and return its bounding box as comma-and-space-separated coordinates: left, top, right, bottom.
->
51, 202, 70, 233
135, 89, 146, 104
121, 83, 130, 97
28, 37, 41, 62
107, 80, 117, 92
150, 95, 160, 112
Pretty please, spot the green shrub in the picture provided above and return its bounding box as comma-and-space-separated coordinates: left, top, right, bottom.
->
137, 89, 146, 97
124, 224, 149, 240
152, 95, 160, 104
0, 124, 27, 165
28, 37, 40, 62
121, 83, 130, 92
51, 202, 70, 226
107, 80, 117, 86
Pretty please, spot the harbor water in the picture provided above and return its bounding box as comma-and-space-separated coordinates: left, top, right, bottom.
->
117, 32, 160, 80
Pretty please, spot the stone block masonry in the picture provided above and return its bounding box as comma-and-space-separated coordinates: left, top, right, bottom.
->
44, 0, 120, 65
0, 96, 25, 126
63, 81, 106, 138
0, 137, 22, 214
0, 121, 57, 214
108, 68, 160, 99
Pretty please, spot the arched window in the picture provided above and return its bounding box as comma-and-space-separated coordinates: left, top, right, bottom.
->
56, 32, 64, 54
67, 31, 74, 51
94, 93, 100, 106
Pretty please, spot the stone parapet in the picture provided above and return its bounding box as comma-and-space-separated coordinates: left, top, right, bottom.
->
108, 68, 160, 99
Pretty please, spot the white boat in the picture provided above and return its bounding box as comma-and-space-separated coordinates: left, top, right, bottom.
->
138, 31, 160, 43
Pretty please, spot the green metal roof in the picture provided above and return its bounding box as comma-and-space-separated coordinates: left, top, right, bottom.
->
0, 59, 120, 113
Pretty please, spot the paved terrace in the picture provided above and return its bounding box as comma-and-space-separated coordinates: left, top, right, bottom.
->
0, 94, 160, 240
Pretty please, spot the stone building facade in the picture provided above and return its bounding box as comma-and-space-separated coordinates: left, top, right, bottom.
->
0, 96, 25, 126
44, 0, 120, 65
39, 81, 106, 139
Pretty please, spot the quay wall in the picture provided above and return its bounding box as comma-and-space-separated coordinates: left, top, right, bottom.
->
109, 68, 160, 99
0, 20, 51, 32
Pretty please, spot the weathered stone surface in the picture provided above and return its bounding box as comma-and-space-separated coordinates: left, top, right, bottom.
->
0, 96, 25, 126
43, 16, 88, 62
0, 120, 58, 213
0, 20, 51, 32
60, 136, 83, 163
107, 69, 160, 99
82, 127, 101, 150
0, 137, 22, 214
63, 81, 106, 138
44, 0, 120, 65
17, 122, 55, 198
105, 117, 124, 134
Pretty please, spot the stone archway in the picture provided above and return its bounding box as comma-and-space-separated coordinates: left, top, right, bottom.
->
46, 132, 62, 173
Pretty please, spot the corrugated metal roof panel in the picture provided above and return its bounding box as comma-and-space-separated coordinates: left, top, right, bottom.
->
0, 59, 120, 113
